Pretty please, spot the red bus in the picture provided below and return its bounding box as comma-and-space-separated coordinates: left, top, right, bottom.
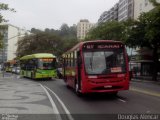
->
62, 40, 130, 95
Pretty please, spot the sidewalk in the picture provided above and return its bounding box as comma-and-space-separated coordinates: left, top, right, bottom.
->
130, 78, 160, 97
131, 76, 160, 84
132, 75, 160, 81
0, 73, 54, 114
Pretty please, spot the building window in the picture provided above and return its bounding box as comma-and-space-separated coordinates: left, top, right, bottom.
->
145, 0, 148, 6
139, 3, 142, 11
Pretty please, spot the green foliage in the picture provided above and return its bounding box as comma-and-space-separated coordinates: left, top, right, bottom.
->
16, 33, 62, 57
85, 21, 125, 41
60, 23, 70, 36
149, 0, 160, 6
0, 3, 15, 23
16, 24, 78, 57
125, 0, 160, 80
126, 2, 160, 49
0, 2, 15, 49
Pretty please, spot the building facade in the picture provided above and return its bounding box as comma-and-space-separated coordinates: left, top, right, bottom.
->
0, 24, 29, 63
98, 0, 159, 23
118, 0, 134, 21
134, 0, 160, 19
98, 0, 134, 23
98, 3, 118, 23
97, 0, 160, 77
77, 19, 95, 40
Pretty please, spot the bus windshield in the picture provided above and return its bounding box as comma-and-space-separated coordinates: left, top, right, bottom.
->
83, 49, 126, 75
38, 58, 56, 70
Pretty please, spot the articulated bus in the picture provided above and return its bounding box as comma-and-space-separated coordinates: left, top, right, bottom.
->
20, 53, 57, 79
62, 40, 130, 95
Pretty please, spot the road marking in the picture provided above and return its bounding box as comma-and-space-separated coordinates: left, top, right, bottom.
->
40, 84, 62, 120
44, 86, 74, 120
118, 98, 126, 103
130, 87, 160, 97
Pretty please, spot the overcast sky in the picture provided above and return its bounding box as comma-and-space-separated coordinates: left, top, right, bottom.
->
1, 0, 119, 30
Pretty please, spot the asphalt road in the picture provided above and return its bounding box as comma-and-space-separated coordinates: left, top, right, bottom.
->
38, 78, 160, 114
0, 73, 160, 120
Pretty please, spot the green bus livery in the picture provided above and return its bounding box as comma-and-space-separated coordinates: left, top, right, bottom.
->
20, 53, 57, 79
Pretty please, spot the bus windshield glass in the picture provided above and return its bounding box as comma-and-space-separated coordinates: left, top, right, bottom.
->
38, 58, 56, 70
83, 49, 126, 75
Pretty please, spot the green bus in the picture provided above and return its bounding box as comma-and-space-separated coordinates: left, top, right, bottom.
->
20, 53, 57, 79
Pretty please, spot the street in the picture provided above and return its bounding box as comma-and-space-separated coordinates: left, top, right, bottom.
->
1, 0, 160, 120
0, 73, 160, 120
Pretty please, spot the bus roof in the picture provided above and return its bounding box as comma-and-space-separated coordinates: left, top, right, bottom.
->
20, 53, 56, 60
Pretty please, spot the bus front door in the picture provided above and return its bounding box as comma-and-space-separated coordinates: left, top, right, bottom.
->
77, 51, 82, 90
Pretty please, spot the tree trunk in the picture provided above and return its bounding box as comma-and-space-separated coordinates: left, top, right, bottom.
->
152, 46, 158, 81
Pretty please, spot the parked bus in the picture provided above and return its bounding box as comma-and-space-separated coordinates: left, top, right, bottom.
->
20, 53, 57, 79
62, 40, 130, 95
4, 60, 17, 72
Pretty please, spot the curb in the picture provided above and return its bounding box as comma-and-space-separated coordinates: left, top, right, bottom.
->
131, 78, 160, 83
130, 87, 160, 97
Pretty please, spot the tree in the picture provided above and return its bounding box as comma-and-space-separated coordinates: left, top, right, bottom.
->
0, 3, 15, 22
16, 32, 63, 57
60, 23, 70, 36
125, 0, 160, 81
0, 3, 15, 48
17, 23, 78, 58
85, 21, 125, 41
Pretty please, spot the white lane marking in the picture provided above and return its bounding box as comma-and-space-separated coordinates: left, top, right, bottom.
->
44, 86, 74, 120
40, 84, 62, 120
118, 98, 126, 103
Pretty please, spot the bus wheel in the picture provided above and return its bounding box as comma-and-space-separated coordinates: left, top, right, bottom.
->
75, 81, 82, 96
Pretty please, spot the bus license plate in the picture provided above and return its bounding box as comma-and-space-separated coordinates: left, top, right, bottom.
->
104, 85, 112, 88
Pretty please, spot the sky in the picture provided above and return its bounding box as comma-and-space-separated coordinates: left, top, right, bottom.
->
1, 0, 119, 30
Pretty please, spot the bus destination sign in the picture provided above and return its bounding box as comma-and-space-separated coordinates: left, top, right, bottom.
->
83, 43, 123, 50
40, 58, 53, 62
